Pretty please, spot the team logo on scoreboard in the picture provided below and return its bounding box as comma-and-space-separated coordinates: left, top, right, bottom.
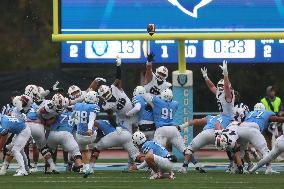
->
177, 74, 188, 86
167, 0, 212, 18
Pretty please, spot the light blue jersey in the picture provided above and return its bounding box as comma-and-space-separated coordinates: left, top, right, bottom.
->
0, 115, 26, 135
73, 103, 100, 135
132, 95, 153, 123
27, 103, 39, 121
50, 111, 74, 133
152, 96, 178, 128
244, 110, 275, 132
203, 114, 232, 130
96, 120, 128, 137
141, 141, 169, 158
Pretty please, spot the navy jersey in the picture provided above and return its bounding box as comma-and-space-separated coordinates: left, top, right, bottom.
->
50, 111, 74, 133
141, 141, 169, 158
132, 95, 153, 123
27, 103, 40, 121
203, 114, 232, 130
152, 96, 178, 128
0, 115, 26, 135
244, 110, 275, 132
73, 103, 100, 135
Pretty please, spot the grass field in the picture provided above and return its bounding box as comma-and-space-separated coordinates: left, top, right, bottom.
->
1, 170, 284, 189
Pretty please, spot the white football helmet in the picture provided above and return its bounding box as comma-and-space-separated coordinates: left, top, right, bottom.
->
68, 85, 81, 100
215, 134, 229, 151
98, 85, 112, 100
25, 85, 39, 101
155, 66, 168, 81
132, 131, 147, 146
51, 94, 67, 112
84, 91, 99, 104
37, 86, 45, 102
133, 86, 146, 97
254, 103, 265, 111
161, 88, 173, 101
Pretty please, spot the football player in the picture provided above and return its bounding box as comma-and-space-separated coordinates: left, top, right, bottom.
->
144, 52, 172, 96
72, 91, 100, 173
217, 103, 284, 174
0, 115, 31, 176
25, 85, 59, 173
126, 86, 155, 139
249, 129, 284, 173
97, 56, 135, 133
132, 131, 175, 179
84, 120, 144, 178
179, 113, 232, 173
142, 88, 205, 173
47, 109, 84, 173
201, 60, 235, 118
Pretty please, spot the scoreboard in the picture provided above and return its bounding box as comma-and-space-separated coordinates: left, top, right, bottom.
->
60, 0, 284, 63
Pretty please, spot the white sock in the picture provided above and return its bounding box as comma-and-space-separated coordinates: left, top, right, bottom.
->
13, 150, 26, 172
47, 158, 56, 170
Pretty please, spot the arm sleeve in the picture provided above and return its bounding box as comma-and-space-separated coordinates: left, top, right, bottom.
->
88, 112, 96, 130
126, 103, 141, 117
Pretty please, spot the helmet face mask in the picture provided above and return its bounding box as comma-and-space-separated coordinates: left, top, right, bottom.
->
68, 85, 81, 100
215, 134, 229, 151
132, 131, 146, 147
155, 66, 168, 82
52, 94, 66, 112
133, 86, 146, 97
98, 85, 112, 101
161, 88, 173, 101
25, 85, 40, 102
84, 91, 99, 104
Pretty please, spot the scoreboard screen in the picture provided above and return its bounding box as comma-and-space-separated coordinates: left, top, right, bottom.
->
61, 0, 284, 63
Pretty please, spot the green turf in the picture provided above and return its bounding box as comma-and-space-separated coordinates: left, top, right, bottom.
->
0, 171, 283, 189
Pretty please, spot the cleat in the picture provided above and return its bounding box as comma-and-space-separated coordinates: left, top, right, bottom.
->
246, 162, 255, 172
45, 169, 60, 174
178, 167, 187, 174
0, 165, 8, 176
83, 168, 93, 178
13, 170, 28, 176
149, 172, 163, 180
195, 167, 207, 173
30, 167, 38, 173
265, 168, 280, 175
168, 171, 175, 180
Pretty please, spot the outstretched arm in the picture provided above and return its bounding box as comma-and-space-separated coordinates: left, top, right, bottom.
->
88, 77, 106, 91
178, 118, 207, 130
201, 67, 217, 94
220, 60, 233, 102
144, 52, 155, 85
126, 103, 142, 117
113, 55, 122, 90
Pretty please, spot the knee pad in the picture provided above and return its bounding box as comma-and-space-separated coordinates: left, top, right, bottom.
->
72, 164, 83, 173
73, 155, 82, 160
184, 147, 194, 155
40, 145, 51, 157
91, 148, 100, 159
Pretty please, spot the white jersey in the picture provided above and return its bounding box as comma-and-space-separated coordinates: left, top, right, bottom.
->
144, 72, 172, 96
216, 91, 235, 118
11, 107, 27, 121
102, 85, 133, 119
38, 100, 60, 120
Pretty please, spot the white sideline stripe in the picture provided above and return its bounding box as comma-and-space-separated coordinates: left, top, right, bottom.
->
61, 28, 284, 32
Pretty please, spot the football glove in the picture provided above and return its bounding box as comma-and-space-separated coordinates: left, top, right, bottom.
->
147, 52, 155, 64
200, 67, 209, 80
219, 60, 228, 75
49, 81, 60, 92
116, 55, 122, 66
